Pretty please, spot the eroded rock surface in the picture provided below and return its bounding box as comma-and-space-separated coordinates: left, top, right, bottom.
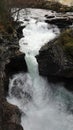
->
37, 29, 73, 90
0, 23, 26, 130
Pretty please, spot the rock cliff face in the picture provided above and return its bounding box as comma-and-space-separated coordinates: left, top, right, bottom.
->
37, 29, 73, 90
0, 23, 27, 130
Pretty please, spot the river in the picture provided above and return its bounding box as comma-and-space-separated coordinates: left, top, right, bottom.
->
7, 8, 73, 130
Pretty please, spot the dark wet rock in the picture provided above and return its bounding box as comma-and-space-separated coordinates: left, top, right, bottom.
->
2, 101, 21, 124
4, 54, 27, 97
0, 21, 26, 130
37, 29, 73, 91
45, 17, 73, 28
45, 15, 55, 19
64, 78, 73, 92
37, 40, 64, 76
17, 26, 25, 38
0, 98, 23, 130
5, 54, 27, 76
3, 123, 23, 130
45, 12, 73, 29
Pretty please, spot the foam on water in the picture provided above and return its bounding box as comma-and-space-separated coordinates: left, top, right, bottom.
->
7, 72, 73, 130
7, 8, 73, 130
12, 8, 57, 25
19, 20, 59, 56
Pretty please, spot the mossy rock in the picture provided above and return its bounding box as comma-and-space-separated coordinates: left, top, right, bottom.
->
55, 29, 73, 59
37, 28, 73, 79
39, 1, 73, 12
64, 43, 73, 58
61, 29, 73, 59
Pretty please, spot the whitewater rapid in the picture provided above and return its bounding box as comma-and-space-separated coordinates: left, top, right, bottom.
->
7, 8, 73, 130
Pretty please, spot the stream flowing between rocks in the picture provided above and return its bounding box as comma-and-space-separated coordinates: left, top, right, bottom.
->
7, 8, 73, 130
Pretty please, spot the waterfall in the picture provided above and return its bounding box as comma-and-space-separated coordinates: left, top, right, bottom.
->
7, 8, 73, 130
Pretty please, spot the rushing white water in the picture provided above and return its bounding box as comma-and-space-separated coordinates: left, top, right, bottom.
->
12, 8, 57, 25
7, 9, 73, 130
19, 20, 60, 56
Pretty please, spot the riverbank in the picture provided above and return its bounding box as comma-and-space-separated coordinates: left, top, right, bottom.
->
0, 20, 25, 130
10, 0, 73, 12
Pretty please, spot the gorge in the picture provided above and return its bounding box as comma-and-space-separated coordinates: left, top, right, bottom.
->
6, 8, 73, 130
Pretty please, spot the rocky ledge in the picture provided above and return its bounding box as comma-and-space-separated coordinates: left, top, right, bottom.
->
11, 0, 73, 13
39, 1, 73, 13
45, 13, 73, 29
